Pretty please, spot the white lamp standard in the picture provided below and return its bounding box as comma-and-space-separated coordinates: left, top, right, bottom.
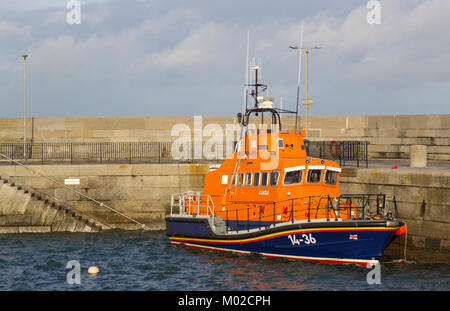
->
289, 45, 322, 137
22, 54, 28, 159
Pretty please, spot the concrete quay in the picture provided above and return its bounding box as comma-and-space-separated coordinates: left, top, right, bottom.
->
0, 161, 448, 264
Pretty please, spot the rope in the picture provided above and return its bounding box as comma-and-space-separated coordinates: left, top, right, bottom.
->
403, 223, 408, 261
0, 153, 150, 230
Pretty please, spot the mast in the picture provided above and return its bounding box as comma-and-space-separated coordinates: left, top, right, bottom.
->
295, 22, 303, 132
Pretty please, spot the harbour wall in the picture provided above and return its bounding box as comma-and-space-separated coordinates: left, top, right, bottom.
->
0, 163, 448, 264
339, 167, 449, 264
0, 163, 206, 231
0, 114, 449, 162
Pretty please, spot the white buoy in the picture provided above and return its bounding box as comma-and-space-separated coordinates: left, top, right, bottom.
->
88, 266, 99, 275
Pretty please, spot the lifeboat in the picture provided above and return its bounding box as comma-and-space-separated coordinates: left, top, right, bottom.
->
166, 66, 405, 266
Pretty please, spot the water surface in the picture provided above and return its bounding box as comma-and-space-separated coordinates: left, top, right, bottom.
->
0, 231, 448, 291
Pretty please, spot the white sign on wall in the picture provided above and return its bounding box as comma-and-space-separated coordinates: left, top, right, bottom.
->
65, 178, 80, 185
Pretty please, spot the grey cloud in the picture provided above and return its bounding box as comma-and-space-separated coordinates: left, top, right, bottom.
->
0, 0, 449, 118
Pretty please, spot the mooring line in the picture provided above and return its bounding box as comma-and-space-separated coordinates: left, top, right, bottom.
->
0, 153, 149, 230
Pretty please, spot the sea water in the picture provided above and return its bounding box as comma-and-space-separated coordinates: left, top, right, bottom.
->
0, 230, 448, 291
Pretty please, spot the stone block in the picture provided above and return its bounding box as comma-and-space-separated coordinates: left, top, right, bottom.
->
54, 188, 82, 201
178, 163, 207, 176
410, 145, 427, 168
0, 215, 31, 225
309, 116, 347, 129
0, 227, 19, 234
18, 226, 52, 233
87, 188, 127, 201
131, 164, 162, 176
79, 164, 108, 176
425, 237, 441, 251
345, 116, 367, 129
367, 115, 395, 129
105, 164, 132, 176
87, 176, 118, 189
142, 175, 179, 187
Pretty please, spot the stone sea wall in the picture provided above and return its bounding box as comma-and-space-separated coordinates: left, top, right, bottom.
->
0, 114, 448, 162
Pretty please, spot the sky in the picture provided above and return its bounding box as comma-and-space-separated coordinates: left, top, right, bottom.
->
0, 0, 449, 118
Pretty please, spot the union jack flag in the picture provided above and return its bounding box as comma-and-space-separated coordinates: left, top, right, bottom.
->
349, 234, 358, 240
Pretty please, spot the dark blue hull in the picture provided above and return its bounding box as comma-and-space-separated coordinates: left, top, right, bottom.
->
166, 216, 403, 265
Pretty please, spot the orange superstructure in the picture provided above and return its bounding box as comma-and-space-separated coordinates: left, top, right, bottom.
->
197, 124, 349, 225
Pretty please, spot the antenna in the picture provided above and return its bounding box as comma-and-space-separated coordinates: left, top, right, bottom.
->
258, 57, 262, 82
295, 21, 304, 131
242, 31, 250, 114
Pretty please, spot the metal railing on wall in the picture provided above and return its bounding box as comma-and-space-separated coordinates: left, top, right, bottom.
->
0, 140, 369, 167
304, 140, 369, 168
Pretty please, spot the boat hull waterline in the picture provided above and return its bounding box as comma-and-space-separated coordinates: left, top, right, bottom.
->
167, 217, 403, 266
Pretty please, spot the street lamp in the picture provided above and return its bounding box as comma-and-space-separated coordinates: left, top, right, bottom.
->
22, 54, 28, 160
289, 45, 322, 138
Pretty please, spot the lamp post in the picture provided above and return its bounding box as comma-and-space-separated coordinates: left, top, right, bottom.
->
289, 45, 322, 137
22, 54, 28, 160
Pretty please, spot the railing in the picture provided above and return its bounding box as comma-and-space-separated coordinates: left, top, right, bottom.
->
304, 140, 369, 168
170, 192, 215, 220
0, 152, 149, 230
0, 140, 369, 167
213, 194, 396, 233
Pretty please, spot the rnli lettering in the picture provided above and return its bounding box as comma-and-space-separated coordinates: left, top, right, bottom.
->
258, 190, 269, 195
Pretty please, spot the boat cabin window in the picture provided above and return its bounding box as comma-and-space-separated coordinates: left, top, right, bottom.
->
238, 173, 244, 187
324, 170, 338, 185
261, 172, 268, 187
270, 171, 280, 187
307, 169, 322, 184
245, 172, 252, 187
283, 170, 303, 185
253, 172, 260, 187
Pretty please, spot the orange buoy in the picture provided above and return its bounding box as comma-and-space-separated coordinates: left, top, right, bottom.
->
88, 266, 99, 275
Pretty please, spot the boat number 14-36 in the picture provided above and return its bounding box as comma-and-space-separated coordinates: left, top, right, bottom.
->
287, 234, 316, 246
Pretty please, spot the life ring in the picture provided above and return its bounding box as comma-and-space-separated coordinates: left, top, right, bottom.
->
329, 140, 339, 157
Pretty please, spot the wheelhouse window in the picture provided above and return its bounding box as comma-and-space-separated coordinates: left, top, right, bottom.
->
270, 171, 280, 187
238, 172, 244, 187
283, 170, 303, 185
307, 169, 322, 184
245, 172, 252, 187
253, 172, 260, 187
324, 170, 338, 185
261, 172, 268, 187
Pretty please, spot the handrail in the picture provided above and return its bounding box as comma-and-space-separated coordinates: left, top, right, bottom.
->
217, 194, 394, 232
0, 153, 149, 230
170, 191, 395, 234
